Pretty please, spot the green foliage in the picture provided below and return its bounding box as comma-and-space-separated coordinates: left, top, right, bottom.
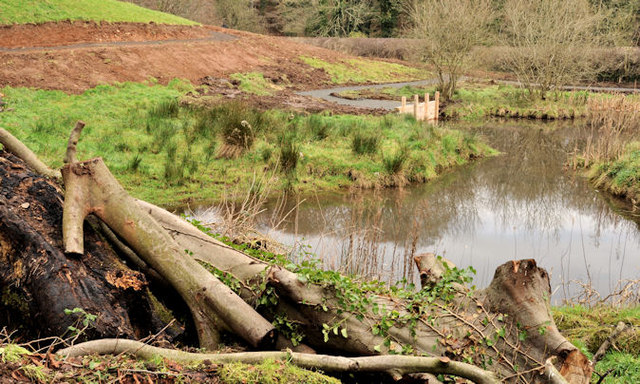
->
306, 114, 330, 141
305, 0, 374, 37
0, 344, 31, 363
589, 144, 640, 203
0, 0, 197, 25
64, 307, 98, 338
595, 352, 640, 384
443, 82, 591, 121
218, 359, 340, 384
149, 98, 180, 119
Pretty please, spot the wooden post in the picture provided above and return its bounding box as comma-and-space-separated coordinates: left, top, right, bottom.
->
401, 96, 406, 113
425, 93, 430, 120
434, 91, 440, 121
413, 94, 419, 120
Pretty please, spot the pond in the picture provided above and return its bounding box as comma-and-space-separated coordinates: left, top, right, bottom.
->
190, 120, 640, 302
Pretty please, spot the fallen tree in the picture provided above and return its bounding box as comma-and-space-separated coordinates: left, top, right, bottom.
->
0, 124, 593, 383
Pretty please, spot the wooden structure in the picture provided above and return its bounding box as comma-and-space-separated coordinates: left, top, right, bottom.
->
397, 92, 440, 121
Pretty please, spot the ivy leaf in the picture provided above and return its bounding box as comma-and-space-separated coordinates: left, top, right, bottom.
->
341, 328, 348, 338
373, 345, 381, 353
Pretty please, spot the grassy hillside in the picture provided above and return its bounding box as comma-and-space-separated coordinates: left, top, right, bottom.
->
0, 0, 197, 25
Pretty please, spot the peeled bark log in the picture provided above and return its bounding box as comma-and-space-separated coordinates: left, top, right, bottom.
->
0, 150, 177, 341
58, 339, 501, 384
61, 145, 275, 350
0, 128, 60, 180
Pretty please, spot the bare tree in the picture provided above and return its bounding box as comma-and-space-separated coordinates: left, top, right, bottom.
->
500, 0, 608, 98
407, 0, 494, 99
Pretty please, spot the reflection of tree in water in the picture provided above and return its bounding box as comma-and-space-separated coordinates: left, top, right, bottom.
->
256, 120, 640, 288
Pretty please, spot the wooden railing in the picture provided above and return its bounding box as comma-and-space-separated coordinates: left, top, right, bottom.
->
396, 92, 440, 121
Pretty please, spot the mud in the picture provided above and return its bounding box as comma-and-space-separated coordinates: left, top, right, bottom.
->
0, 21, 351, 93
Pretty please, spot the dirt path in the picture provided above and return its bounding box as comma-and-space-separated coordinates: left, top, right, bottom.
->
298, 79, 439, 110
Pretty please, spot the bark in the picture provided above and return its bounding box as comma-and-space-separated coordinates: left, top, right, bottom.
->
57, 339, 501, 384
0, 150, 178, 341
138, 204, 593, 383
0, 127, 60, 179
60, 126, 275, 350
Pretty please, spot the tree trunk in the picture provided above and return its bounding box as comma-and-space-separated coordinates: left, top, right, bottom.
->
0, 150, 179, 341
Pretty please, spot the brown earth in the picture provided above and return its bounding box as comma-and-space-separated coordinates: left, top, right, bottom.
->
0, 21, 349, 93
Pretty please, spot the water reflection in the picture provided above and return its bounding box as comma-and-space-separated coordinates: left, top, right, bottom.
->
192, 121, 640, 302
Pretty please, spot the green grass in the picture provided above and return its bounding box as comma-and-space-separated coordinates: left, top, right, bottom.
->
588, 143, 640, 205
553, 305, 640, 356
300, 56, 425, 84
0, 0, 197, 25
230, 72, 283, 96
0, 81, 493, 207
444, 82, 591, 121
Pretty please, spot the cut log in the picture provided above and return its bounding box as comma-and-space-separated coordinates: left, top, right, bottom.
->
60, 124, 275, 350
138, 204, 593, 383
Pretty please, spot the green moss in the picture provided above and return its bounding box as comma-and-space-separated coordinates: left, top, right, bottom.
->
299, 56, 425, 84
1, 287, 29, 316
553, 305, 640, 355
0, 344, 31, 363
0, 0, 197, 25
218, 359, 340, 384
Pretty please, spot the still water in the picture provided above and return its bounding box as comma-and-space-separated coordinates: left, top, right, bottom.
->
192, 121, 640, 302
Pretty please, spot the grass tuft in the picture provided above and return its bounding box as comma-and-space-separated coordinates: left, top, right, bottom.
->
351, 130, 380, 156
383, 147, 408, 175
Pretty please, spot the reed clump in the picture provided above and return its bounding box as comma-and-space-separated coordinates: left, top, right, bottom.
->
578, 96, 640, 168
